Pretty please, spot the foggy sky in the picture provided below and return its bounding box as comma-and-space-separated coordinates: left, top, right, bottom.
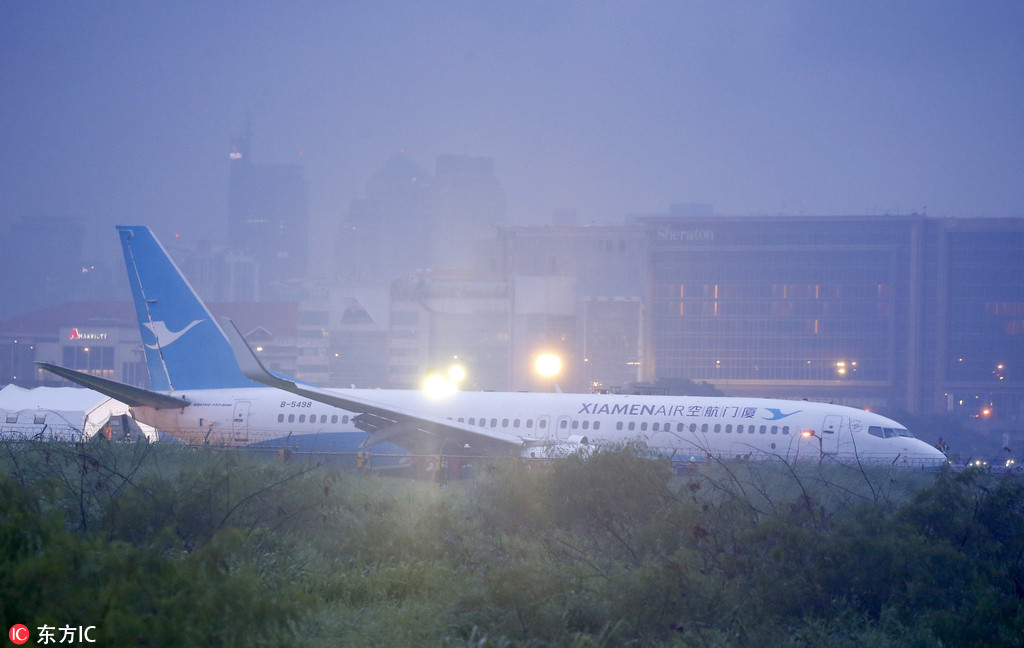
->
2, 1, 1022, 268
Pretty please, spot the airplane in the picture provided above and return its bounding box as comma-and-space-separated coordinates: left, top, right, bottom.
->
38, 225, 948, 468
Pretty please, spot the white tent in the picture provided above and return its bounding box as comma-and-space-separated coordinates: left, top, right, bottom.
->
0, 384, 158, 442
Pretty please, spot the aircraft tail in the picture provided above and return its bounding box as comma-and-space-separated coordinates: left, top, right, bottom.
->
118, 225, 258, 391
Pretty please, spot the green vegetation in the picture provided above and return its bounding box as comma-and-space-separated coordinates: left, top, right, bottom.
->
1, 441, 1022, 647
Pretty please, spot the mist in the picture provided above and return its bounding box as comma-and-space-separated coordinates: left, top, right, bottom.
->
1, 2, 1021, 265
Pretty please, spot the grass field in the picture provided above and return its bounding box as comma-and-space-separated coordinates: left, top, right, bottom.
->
1, 440, 1021, 647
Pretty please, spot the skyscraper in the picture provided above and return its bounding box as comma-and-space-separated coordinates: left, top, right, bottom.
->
227, 134, 309, 299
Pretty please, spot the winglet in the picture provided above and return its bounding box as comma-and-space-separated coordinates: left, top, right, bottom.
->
221, 318, 297, 391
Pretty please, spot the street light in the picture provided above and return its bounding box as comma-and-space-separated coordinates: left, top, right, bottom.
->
801, 429, 823, 462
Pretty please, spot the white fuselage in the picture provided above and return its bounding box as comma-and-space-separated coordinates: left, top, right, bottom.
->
131, 387, 947, 467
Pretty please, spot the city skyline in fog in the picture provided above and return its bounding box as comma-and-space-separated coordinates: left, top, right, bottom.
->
2, 2, 1023, 266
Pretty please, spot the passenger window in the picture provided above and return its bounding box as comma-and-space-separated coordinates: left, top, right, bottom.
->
725, 424, 732, 434
560, 419, 568, 429
640, 422, 647, 431
502, 418, 509, 427
468, 417, 476, 425
714, 424, 721, 433
616, 421, 623, 431
593, 421, 600, 430
278, 414, 284, 423
288, 414, 295, 423
571, 420, 579, 429
782, 426, 790, 435
526, 419, 533, 428
701, 424, 708, 433
539, 419, 547, 429
299, 414, 305, 423
514, 419, 520, 428
343, 415, 349, 424
490, 418, 497, 427
677, 423, 684, 432
771, 425, 778, 434
582, 420, 589, 430
321, 415, 328, 424
628, 422, 636, 431
331, 415, 338, 424
759, 425, 767, 434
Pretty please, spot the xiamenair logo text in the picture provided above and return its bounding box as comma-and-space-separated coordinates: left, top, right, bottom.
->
142, 320, 204, 349
578, 402, 760, 419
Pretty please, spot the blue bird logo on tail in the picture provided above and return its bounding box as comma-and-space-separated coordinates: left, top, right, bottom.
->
142, 320, 204, 349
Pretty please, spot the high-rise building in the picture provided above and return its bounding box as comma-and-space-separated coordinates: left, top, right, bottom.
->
335, 152, 505, 285
637, 210, 1024, 421
920, 218, 1024, 420
640, 212, 923, 410
426, 154, 505, 269
335, 152, 431, 283
227, 135, 309, 299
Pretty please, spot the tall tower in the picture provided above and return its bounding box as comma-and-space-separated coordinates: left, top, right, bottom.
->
427, 154, 505, 269
228, 131, 309, 299
335, 151, 431, 284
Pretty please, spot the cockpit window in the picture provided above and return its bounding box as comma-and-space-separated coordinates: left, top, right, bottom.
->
868, 426, 915, 439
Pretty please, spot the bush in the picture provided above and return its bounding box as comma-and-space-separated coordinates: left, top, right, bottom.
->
3, 442, 1024, 646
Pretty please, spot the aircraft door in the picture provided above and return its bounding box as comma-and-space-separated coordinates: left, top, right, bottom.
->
232, 401, 251, 444
536, 415, 552, 440
555, 415, 572, 440
820, 414, 842, 454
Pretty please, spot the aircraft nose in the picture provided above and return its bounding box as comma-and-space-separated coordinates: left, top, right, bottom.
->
918, 441, 949, 466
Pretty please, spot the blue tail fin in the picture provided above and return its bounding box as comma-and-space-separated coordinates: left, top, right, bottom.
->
118, 225, 258, 391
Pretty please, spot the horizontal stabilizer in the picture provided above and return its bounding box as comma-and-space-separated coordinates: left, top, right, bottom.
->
36, 362, 190, 410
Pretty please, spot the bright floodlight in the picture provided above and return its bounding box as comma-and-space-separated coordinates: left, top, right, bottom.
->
422, 374, 458, 398
535, 353, 562, 378
448, 364, 466, 383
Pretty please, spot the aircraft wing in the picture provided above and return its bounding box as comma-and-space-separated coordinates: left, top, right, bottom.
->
222, 319, 526, 455
35, 362, 190, 410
